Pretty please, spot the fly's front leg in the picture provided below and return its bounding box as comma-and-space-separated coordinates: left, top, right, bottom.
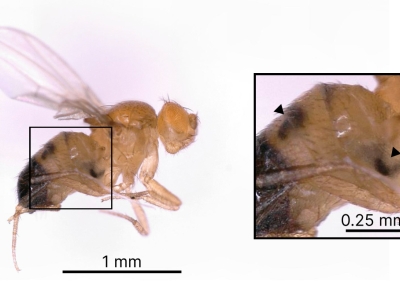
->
139, 143, 182, 211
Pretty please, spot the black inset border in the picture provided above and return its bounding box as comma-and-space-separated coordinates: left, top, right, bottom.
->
29, 126, 113, 210
254, 73, 400, 239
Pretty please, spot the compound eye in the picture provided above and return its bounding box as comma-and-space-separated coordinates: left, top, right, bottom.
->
188, 113, 198, 130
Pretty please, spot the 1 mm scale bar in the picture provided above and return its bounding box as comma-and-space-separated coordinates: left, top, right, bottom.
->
63, 270, 182, 274
346, 229, 400, 232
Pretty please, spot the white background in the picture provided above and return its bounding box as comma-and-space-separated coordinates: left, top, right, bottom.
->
1, 0, 400, 299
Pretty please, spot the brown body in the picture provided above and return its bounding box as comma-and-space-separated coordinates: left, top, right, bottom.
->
17, 132, 109, 210
256, 76, 400, 237
10, 100, 198, 270
0, 27, 198, 271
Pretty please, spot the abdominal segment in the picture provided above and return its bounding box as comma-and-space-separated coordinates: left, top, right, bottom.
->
17, 131, 110, 210
255, 137, 346, 236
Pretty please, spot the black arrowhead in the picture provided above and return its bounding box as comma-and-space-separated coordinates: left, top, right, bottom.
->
391, 147, 400, 157
274, 105, 284, 114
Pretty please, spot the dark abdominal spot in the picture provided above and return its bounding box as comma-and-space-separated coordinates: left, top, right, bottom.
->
89, 168, 105, 178
321, 83, 335, 106
374, 158, 391, 176
258, 140, 268, 154
277, 120, 290, 140
17, 157, 49, 208
256, 138, 287, 177
63, 131, 71, 143
277, 105, 305, 140
41, 142, 55, 160
81, 161, 105, 179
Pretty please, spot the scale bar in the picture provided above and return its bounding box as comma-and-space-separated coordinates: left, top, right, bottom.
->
63, 270, 182, 274
346, 229, 400, 233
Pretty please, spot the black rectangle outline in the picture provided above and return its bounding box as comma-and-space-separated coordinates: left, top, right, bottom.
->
29, 126, 113, 210
62, 270, 182, 274
254, 73, 400, 240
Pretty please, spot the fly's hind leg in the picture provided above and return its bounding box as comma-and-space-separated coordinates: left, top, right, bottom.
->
101, 197, 150, 235
8, 205, 29, 271
8, 203, 61, 271
100, 204, 148, 236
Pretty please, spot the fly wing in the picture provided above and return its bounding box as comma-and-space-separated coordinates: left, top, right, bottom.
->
0, 27, 104, 120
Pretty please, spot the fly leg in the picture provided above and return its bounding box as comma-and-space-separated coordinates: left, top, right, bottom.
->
100, 203, 149, 236
103, 143, 182, 233
8, 205, 29, 272
101, 191, 148, 202
138, 143, 182, 211
8, 203, 61, 271
101, 196, 150, 235
100, 168, 150, 234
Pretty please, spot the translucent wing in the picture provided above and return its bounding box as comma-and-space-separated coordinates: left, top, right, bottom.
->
0, 27, 104, 120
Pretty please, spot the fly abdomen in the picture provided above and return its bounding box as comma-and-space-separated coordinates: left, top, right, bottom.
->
17, 157, 50, 210
16, 131, 109, 211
